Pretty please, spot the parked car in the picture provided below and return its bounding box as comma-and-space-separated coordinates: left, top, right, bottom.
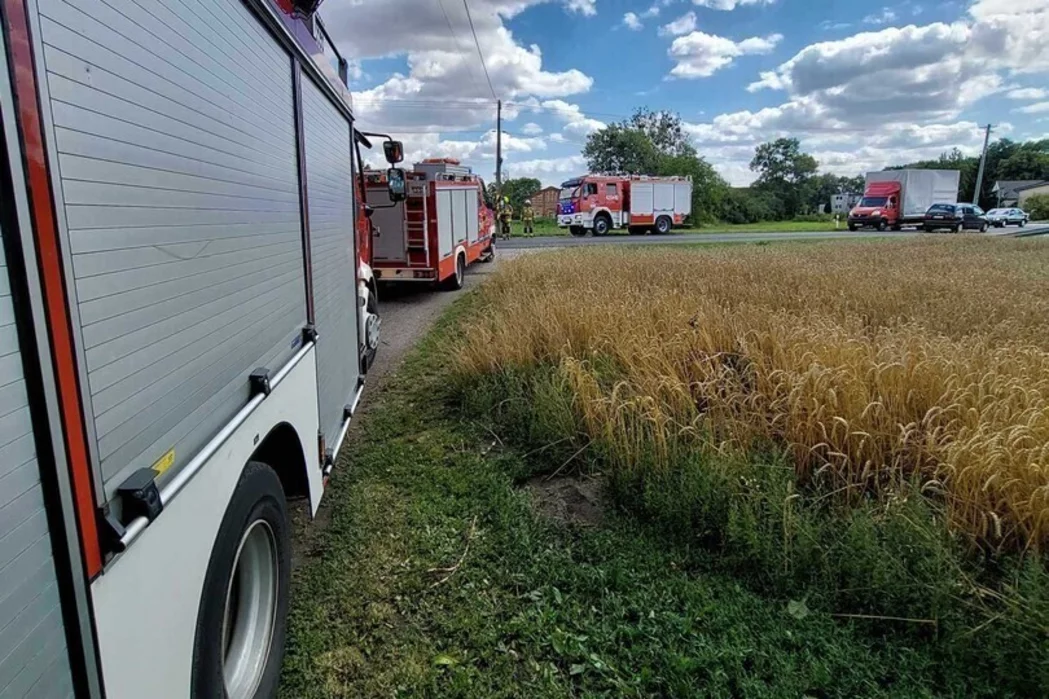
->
985, 207, 1029, 228
922, 203, 989, 233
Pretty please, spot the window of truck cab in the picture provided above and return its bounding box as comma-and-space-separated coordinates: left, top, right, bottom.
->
559, 186, 578, 200
860, 196, 888, 207
606, 183, 618, 197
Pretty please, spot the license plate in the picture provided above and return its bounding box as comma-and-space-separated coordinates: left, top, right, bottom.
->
933, 216, 944, 219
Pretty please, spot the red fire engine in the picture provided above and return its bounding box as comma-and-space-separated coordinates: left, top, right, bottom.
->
557, 175, 693, 236
365, 159, 496, 290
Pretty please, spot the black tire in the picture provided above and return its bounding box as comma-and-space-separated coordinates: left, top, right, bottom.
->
443, 253, 465, 291
955, 222, 964, 233
569, 226, 587, 237
877, 219, 887, 231
192, 461, 290, 699
1020, 219, 1027, 228
654, 216, 672, 235
593, 216, 611, 236
980, 222, 988, 233
361, 287, 379, 374
848, 223, 857, 232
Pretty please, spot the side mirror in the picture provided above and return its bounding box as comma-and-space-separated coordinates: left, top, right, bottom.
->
383, 140, 404, 165
386, 168, 406, 202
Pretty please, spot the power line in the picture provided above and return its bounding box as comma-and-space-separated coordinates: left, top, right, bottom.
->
461, 0, 497, 100
435, 0, 486, 99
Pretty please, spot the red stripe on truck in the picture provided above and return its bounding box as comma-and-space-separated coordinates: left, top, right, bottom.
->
3, 0, 103, 578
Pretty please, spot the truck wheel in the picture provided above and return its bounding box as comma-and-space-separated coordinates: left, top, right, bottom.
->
654, 216, 672, 235
593, 216, 611, 236
569, 226, 587, 237
191, 461, 290, 699
361, 288, 380, 374
877, 219, 887, 231
443, 253, 465, 291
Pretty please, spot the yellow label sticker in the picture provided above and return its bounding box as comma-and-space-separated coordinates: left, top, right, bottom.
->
152, 448, 176, 476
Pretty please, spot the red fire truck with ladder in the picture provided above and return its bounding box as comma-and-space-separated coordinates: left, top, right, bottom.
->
0, 0, 404, 697
557, 174, 693, 236
364, 158, 495, 291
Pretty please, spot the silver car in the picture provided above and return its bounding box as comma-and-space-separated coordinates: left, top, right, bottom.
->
986, 208, 1030, 228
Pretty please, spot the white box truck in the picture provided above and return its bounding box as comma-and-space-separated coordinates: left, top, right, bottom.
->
0, 0, 399, 697
847, 170, 961, 231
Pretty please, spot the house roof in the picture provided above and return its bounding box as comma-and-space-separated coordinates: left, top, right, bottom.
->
1013, 181, 1049, 193
992, 180, 1045, 197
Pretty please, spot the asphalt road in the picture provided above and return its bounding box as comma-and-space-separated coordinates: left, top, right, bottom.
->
499, 224, 1049, 249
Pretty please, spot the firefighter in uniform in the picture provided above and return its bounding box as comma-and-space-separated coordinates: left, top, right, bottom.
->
522, 199, 535, 236
499, 197, 514, 240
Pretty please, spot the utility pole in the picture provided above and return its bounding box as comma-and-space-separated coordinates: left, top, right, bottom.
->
495, 99, 503, 204
972, 123, 994, 206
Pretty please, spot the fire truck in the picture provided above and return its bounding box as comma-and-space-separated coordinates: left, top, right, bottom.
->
557, 175, 693, 236
0, 0, 402, 697
364, 159, 495, 291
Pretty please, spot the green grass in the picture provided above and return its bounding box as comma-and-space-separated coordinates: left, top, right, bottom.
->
280, 289, 1046, 698
509, 219, 842, 238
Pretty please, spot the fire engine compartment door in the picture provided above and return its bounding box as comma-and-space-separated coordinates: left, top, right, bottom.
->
654, 183, 675, 214
437, 187, 469, 258
370, 191, 407, 262
0, 211, 77, 698
466, 190, 479, 244
302, 78, 361, 444
631, 182, 654, 216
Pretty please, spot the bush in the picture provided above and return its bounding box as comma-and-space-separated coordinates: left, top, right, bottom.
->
793, 212, 835, 223
1025, 193, 1049, 220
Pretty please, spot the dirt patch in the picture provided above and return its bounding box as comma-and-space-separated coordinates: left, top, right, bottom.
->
525, 474, 606, 527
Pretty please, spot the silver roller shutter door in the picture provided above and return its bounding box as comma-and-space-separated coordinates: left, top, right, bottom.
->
0, 224, 74, 698
36, 0, 307, 498
301, 78, 360, 444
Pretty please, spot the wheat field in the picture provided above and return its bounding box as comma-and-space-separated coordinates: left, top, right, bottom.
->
458, 238, 1049, 553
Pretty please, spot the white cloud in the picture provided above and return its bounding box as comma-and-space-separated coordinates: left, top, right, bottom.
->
503, 154, 587, 185
623, 12, 643, 30
669, 31, 783, 78
539, 99, 605, 136
564, 0, 597, 16
863, 7, 897, 25
1007, 87, 1049, 100
691, 0, 776, 9
642, 4, 663, 18
687, 0, 1048, 185
549, 133, 567, 143
322, 1, 595, 133
819, 20, 852, 31
521, 122, 545, 135
659, 11, 697, 36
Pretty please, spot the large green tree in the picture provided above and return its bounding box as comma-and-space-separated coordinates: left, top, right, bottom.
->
582, 109, 728, 222
750, 138, 818, 217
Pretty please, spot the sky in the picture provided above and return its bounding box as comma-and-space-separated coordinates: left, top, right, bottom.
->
320, 0, 1049, 187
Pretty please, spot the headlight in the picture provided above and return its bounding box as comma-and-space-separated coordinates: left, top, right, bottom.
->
871, 210, 882, 216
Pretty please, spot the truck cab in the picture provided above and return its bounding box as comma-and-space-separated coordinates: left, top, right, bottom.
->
557, 176, 626, 236
848, 182, 902, 231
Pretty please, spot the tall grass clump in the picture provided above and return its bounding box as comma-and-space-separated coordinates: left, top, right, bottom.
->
454, 238, 1049, 691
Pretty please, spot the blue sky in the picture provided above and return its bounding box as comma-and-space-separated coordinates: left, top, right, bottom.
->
322, 0, 1049, 186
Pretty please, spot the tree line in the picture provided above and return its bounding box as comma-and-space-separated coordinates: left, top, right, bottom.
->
494, 109, 1049, 224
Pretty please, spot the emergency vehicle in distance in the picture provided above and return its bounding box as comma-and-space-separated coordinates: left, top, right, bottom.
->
0, 0, 402, 697
557, 174, 693, 236
364, 158, 496, 290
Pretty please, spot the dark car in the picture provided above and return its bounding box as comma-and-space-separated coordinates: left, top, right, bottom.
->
922, 203, 988, 233
986, 207, 1030, 228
